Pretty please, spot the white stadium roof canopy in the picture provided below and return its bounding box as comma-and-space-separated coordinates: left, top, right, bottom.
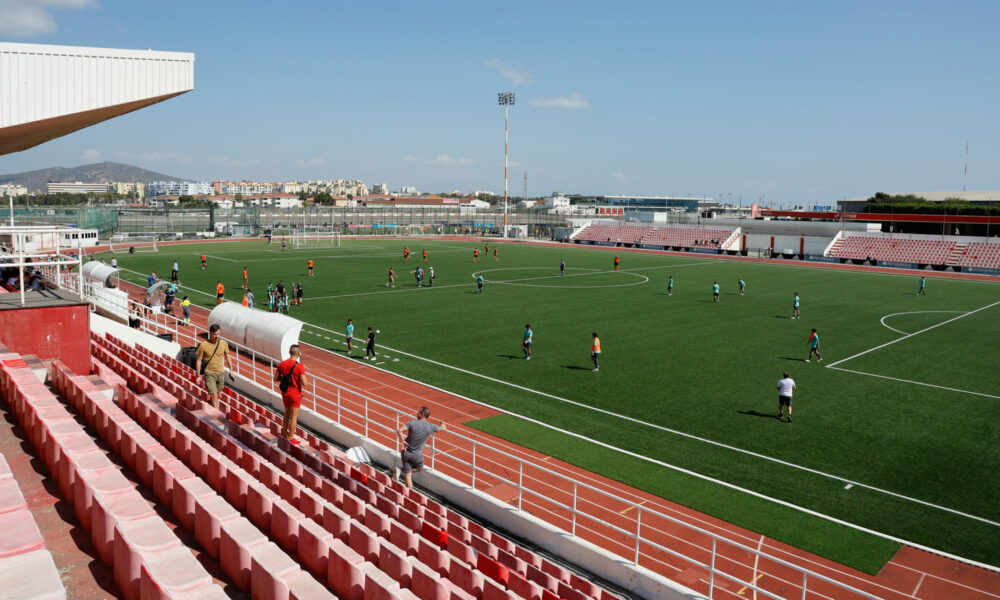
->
0, 42, 194, 155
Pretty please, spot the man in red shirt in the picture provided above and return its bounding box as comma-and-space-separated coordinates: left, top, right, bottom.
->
274, 345, 308, 441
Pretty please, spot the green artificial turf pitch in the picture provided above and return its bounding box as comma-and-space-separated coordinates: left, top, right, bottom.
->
100, 238, 1000, 573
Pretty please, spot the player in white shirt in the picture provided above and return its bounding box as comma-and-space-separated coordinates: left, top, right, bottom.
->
777, 372, 797, 423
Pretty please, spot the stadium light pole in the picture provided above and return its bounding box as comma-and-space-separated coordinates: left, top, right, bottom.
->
498, 92, 515, 238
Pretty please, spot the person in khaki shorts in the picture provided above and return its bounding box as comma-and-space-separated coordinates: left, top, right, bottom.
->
195, 324, 234, 408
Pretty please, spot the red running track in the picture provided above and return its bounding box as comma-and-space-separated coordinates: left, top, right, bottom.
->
100, 240, 1000, 600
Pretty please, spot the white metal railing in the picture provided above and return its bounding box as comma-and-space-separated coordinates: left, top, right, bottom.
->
69, 269, 888, 600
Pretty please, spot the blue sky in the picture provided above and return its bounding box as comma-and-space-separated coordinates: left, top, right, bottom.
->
2, 1, 998, 206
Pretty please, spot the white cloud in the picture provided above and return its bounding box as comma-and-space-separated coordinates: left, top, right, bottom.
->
401, 154, 421, 162
485, 59, 532, 85
79, 149, 102, 163
426, 154, 473, 167
529, 92, 591, 110
296, 158, 324, 167
137, 151, 192, 164
0, 0, 96, 37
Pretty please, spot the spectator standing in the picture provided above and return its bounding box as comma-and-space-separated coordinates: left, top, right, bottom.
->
195, 324, 234, 409
777, 371, 796, 423
275, 345, 308, 441
397, 407, 448, 489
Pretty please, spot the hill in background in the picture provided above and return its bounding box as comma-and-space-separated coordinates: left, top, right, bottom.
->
0, 162, 186, 194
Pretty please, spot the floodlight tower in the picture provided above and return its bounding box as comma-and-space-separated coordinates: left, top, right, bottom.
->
498, 92, 515, 238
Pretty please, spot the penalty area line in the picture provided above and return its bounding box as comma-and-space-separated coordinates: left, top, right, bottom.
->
826, 299, 1000, 368
827, 366, 1000, 400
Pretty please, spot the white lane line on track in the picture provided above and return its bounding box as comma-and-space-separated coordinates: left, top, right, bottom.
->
827, 300, 1000, 368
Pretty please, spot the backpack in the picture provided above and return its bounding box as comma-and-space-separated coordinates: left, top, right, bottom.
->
279, 360, 299, 393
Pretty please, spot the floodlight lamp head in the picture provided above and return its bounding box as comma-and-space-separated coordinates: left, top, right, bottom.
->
497, 92, 515, 106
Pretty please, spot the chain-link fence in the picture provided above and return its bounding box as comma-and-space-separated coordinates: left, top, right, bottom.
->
13, 206, 574, 239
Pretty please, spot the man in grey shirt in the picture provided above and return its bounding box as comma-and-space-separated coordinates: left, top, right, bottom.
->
397, 406, 448, 489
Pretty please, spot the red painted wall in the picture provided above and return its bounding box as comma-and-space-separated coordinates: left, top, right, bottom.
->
0, 304, 90, 375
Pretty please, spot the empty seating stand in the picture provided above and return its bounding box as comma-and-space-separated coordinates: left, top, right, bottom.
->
0, 349, 227, 600
830, 236, 956, 265
89, 332, 622, 600
0, 451, 65, 600
574, 225, 652, 245
640, 227, 734, 249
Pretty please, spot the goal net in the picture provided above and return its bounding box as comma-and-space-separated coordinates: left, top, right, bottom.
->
108, 235, 158, 254
293, 228, 341, 248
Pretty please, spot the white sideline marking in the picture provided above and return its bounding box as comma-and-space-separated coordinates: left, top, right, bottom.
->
118, 266, 1000, 530
110, 267, 1000, 573
828, 366, 1000, 399
301, 320, 1000, 529
300, 325, 1000, 574
203, 253, 237, 262
879, 310, 963, 335
826, 300, 1000, 368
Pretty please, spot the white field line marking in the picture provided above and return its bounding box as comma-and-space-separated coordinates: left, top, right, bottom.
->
879, 310, 963, 335
300, 321, 1000, 529
203, 253, 237, 262
288, 320, 1000, 574
217, 249, 469, 263
826, 300, 1000, 368
303, 267, 662, 301
312, 350, 1000, 572
828, 366, 1000, 399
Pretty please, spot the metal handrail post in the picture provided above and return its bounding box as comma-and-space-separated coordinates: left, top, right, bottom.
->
471, 444, 477, 488
634, 506, 642, 565
708, 537, 717, 598
517, 461, 523, 510
572, 482, 578, 536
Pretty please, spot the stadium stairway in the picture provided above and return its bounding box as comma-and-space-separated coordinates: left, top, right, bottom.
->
89, 332, 623, 600
946, 243, 967, 267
